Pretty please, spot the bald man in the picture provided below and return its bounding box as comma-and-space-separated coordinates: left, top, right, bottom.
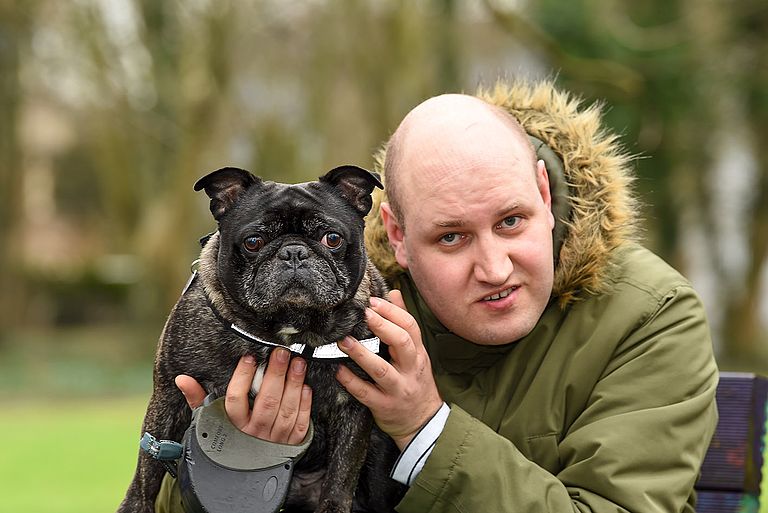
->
166, 82, 718, 513
335, 94, 557, 447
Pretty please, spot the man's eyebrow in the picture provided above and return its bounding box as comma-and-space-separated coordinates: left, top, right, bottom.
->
432, 219, 465, 228
495, 201, 522, 217
431, 202, 524, 229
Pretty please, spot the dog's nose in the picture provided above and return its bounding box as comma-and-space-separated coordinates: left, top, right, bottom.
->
278, 244, 309, 268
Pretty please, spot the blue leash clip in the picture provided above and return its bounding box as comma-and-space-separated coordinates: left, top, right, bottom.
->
140, 432, 183, 477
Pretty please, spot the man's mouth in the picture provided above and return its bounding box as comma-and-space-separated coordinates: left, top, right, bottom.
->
482, 286, 518, 302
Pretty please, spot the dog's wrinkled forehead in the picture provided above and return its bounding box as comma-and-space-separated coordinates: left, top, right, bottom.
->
194, 165, 382, 223
264, 180, 336, 206
249, 181, 357, 219
220, 180, 363, 243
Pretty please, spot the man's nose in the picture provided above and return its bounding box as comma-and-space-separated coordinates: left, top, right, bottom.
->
472, 236, 513, 285
278, 243, 309, 268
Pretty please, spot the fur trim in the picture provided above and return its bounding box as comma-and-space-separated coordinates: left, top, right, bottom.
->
364, 79, 640, 306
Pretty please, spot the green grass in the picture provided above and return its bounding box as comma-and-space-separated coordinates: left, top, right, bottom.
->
0, 396, 150, 513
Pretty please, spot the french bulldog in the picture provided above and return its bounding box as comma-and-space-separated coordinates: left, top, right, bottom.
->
118, 166, 405, 513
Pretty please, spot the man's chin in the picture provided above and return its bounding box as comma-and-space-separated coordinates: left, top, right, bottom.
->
470, 332, 529, 346
451, 317, 537, 346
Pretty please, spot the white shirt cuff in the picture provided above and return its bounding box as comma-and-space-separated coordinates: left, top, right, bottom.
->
390, 402, 451, 486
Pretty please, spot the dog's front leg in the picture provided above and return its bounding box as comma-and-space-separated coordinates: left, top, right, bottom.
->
117, 383, 190, 513
315, 401, 374, 513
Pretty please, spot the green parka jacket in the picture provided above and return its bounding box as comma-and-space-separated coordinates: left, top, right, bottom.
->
156, 80, 718, 513
362, 80, 719, 512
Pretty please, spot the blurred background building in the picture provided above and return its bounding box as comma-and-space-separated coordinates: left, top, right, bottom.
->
0, 0, 767, 510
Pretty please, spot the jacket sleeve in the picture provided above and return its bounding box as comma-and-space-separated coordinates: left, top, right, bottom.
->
396, 285, 719, 513
154, 473, 183, 513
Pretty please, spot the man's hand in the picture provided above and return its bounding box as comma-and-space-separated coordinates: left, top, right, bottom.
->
175, 349, 312, 445
335, 290, 443, 450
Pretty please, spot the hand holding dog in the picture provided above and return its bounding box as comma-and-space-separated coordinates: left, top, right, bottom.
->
175, 289, 443, 452
336, 290, 444, 451
175, 349, 312, 445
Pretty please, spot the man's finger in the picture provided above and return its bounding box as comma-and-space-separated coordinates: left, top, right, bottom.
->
335, 363, 385, 408
224, 355, 258, 429
387, 289, 407, 310
248, 348, 290, 438
175, 374, 206, 409
371, 295, 423, 351
364, 306, 420, 374
337, 335, 400, 389
269, 357, 307, 443
287, 385, 313, 445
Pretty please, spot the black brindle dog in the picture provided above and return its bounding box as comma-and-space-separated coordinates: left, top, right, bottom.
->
118, 166, 405, 513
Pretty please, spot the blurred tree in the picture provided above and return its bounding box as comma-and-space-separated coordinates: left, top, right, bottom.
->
3, 0, 764, 366
301, 0, 463, 167
57, 0, 240, 316
485, 0, 768, 363
4, 0, 470, 337
721, 0, 768, 361
134, 0, 238, 314
0, 0, 34, 338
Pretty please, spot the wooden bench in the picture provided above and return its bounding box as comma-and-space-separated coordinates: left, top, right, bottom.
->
696, 372, 767, 513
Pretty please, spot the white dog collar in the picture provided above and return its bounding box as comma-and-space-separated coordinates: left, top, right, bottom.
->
229, 321, 380, 360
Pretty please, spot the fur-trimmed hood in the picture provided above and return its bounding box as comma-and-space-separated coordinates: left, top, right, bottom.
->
364, 79, 640, 307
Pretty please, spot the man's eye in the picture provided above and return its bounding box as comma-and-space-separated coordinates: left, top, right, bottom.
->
439, 233, 463, 246
500, 216, 521, 228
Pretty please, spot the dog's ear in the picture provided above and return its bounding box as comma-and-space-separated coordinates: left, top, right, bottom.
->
319, 165, 383, 216
194, 167, 260, 220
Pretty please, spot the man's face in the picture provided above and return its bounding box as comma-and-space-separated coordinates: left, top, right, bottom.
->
383, 97, 555, 345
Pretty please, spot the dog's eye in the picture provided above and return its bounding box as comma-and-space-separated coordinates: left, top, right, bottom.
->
321, 232, 343, 249
243, 236, 265, 252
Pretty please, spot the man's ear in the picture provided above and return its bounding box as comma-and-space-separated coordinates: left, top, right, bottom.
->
194, 167, 260, 220
319, 165, 383, 216
380, 202, 409, 269
536, 159, 555, 230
